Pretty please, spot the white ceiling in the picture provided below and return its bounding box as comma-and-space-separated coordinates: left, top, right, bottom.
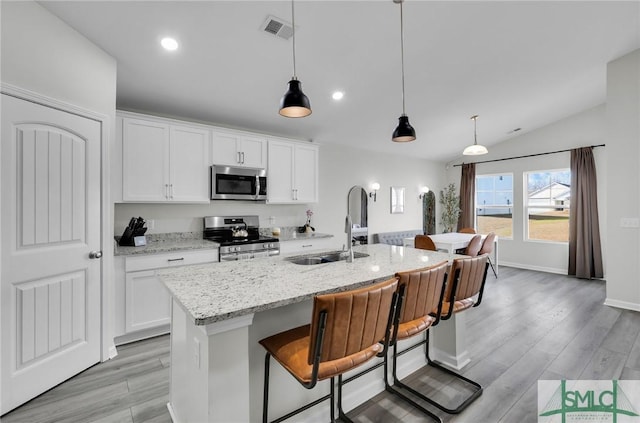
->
40, 1, 640, 162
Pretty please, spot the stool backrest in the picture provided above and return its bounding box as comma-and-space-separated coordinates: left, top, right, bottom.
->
395, 261, 448, 326
443, 255, 489, 318
308, 278, 398, 364
459, 227, 476, 234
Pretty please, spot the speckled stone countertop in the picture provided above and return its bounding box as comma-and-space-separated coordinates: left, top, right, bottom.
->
114, 232, 219, 256
158, 244, 454, 326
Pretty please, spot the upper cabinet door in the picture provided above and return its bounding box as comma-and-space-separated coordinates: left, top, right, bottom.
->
239, 136, 267, 168
294, 144, 319, 203
169, 125, 210, 202
211, 131, 266, 168
122, 118, 170, 202
267, 139, 318, 204
267, 140, 295, 203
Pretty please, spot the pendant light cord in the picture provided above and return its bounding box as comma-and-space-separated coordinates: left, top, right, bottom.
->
472, 115, 478, 145
400, 0, 406, 115
291, 0, 297, 78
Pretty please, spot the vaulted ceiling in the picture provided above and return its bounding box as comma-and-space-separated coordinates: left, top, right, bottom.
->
41, 1, 640, 162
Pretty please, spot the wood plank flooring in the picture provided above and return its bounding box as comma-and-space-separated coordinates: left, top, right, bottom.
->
3, 266, 640, 423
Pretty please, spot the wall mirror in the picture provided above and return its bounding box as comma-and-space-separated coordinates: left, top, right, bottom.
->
347, 185, 368, 244
423, 191, 436, 234
390, 186, 405, 214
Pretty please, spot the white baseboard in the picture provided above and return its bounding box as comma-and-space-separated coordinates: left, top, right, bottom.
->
107, 345, 118, 360
430, 346, 470, 371
167, 402, 178, 422
604, 298, 640, 312
499, 261, 566, 275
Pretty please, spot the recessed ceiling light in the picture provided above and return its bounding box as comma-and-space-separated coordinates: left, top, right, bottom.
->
161, 37, 179, 51
332, 91, 344, 101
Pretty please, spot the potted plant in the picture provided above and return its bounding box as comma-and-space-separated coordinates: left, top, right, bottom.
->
439, 183, 460, 233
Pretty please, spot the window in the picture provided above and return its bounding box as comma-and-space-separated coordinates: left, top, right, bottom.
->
475, 174, 513, 238
525, 169, 571, 242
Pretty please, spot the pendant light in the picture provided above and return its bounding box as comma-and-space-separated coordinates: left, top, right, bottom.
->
279, 0, 311, 118
463, 115, 488, 155
392, 0, 415, 142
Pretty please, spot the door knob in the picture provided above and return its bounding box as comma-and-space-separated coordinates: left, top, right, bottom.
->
89, 251, 103, 259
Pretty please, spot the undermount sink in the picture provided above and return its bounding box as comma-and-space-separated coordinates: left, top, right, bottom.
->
286, 250, 369, 265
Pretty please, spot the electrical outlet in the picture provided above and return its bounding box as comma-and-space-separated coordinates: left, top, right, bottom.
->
193, 337, 200, 368
147, 219, 155, 230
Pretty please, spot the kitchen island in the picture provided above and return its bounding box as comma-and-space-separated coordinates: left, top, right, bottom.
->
158, 244, 469, 423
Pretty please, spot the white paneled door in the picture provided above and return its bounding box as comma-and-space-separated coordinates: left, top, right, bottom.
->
1, 94, 102, 414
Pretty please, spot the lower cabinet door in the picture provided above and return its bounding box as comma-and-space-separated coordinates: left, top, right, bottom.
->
125, 270, 171, 333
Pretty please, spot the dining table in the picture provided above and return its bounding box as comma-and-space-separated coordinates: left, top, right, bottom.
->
403, 232, 499, 276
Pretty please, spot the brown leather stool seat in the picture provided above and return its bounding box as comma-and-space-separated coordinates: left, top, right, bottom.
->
260, 277, 400, 423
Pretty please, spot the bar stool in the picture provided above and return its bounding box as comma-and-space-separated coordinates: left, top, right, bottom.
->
259, 277, 400, 423
383, 261, 449, 422
464, 234, 483, 257
424, 254, 490, 414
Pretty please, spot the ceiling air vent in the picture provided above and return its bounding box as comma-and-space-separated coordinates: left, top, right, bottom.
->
261, 15, 293, 40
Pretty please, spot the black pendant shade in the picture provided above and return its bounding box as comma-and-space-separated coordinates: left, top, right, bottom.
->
392, 114, 416, 142
279, 78, 312, 118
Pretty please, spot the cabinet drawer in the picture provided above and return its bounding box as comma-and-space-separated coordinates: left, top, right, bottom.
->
125, 249, 218, 272
279, 237, 336, 255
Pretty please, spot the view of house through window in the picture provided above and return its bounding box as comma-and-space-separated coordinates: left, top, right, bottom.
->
525, 169, 571, 242
475, 174, 513, 238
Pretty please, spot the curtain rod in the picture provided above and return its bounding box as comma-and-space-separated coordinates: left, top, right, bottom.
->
452, 144, 606, 168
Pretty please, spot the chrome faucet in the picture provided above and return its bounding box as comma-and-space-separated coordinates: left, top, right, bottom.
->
344, 214, 354, 263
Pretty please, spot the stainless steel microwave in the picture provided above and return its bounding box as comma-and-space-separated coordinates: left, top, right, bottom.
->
210, 165, 267, 200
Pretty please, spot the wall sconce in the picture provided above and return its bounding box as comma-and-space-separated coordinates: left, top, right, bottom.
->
369, 182, 380, 202
418, 186, 430, 199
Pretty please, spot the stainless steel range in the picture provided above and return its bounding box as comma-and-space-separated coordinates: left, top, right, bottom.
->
203, 215, 279, 261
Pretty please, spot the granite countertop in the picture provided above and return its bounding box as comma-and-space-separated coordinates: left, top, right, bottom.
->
158, 244, 454, 326
114, 232, 219, 256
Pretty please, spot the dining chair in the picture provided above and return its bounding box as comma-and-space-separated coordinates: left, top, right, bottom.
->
424, 254, 489, 414
458, 227, 476, 234
259, 277, 400, 423
464, 234, 483, 256
383, 261, 449, 422
414, 234, 437, 251
478, 232, 497, 277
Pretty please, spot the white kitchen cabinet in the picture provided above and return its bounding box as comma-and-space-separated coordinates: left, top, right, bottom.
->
121, 114, 210, 203
211, 130, 267, 168
114, 249, 219, 345
267, 138, 318, 203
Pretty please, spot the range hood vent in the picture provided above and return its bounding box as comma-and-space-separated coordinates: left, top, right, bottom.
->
261, 15, 293, 40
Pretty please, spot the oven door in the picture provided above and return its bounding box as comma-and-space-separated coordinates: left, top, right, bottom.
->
210, 165, 266, 200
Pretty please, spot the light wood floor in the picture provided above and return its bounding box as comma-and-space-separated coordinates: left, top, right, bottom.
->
3, 266, 639, 423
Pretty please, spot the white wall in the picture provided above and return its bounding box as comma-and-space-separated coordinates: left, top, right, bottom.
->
446, 105, 607, 274
1, 1, 118, 361
605, 49, 640, 311
1, 1, 116, 116
114, 141, 445, 243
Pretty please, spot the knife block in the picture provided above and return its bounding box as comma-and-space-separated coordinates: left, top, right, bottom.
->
119, 227, 147, 246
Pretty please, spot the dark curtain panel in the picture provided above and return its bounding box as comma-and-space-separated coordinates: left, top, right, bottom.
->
569, 147, 603, 279
457, 163, 476, 231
